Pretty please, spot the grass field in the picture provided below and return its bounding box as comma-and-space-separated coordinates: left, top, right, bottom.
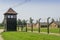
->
0, 26, 4, 29
2, 27, 60, 40
2, 32, 60, 40
0, 26, 60, 33
18, 27, 60, 33
0, 26, 59, 33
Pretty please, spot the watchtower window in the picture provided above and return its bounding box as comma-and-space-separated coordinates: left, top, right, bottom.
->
8, 15, 10, 18
14, 15, 16, 18
11, 15, 13, 18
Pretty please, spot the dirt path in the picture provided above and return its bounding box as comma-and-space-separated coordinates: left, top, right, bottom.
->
0, 29, 4, 40
28, 31, 60, 36
40, 32, 60, 36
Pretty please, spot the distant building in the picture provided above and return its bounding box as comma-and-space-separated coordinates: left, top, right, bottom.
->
49, 20, 58, 28
27, 21, 60, 28
40, 22, 47, 28
27, 22, 47, 28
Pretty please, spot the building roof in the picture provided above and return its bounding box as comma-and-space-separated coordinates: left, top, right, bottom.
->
40, 22, 47, 25
49, 18, 60, 25
55, 21, 60, 25
4, 8, 17, 15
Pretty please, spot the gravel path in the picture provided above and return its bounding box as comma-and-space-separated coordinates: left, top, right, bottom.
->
0, 29, 4, 40
28, 31, 60, 36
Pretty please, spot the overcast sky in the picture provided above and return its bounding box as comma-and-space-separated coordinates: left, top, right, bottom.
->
0, 0, 60, 23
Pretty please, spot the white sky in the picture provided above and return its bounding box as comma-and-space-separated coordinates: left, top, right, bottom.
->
0, 0, 60, 23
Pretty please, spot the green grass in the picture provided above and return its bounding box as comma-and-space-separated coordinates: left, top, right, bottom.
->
18, 27, 60, 33
2, 32, 60, 40
0, 26, 4, 29
0, 26, 59, 33
49, 28, 59, 33
41, 28, 59, 33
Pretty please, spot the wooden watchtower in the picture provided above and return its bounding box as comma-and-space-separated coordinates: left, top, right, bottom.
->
4, 8, 17, 31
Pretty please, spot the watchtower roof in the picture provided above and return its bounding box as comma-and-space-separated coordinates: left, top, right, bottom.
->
4, 8, 17, 15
